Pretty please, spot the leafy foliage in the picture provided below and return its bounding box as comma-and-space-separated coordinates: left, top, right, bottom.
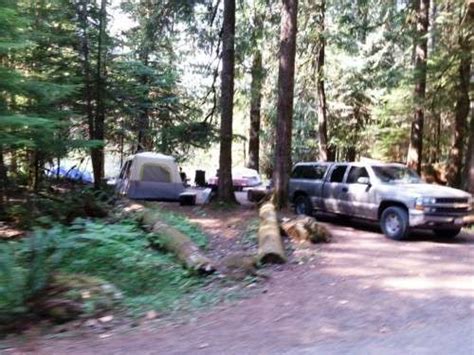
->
0, 217, 208, 321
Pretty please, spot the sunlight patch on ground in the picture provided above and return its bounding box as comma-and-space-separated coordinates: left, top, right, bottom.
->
382, 276, 474, 295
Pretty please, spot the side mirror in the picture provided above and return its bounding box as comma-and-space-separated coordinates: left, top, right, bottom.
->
357, 177, 371, 185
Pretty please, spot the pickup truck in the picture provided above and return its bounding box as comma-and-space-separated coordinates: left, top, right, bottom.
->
288, 162, 473, 240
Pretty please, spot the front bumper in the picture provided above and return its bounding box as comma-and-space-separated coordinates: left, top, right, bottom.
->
409, 209, 468, 228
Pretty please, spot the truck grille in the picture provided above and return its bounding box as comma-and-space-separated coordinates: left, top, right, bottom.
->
435, 198, 469, 204
431, 206, 470, 214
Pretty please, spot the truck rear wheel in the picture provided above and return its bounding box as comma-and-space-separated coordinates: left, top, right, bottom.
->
294, 195, 313, 216
380, 206, 409, 240
433, 227, 461, 239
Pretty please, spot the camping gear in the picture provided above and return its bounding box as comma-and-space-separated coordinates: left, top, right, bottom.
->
195, 170, 206, 187
116, 152, 185, 200
179, 192, 197, 206
207, 167, 262, 191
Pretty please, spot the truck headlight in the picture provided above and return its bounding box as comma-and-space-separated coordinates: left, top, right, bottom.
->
415, 197, 436, 210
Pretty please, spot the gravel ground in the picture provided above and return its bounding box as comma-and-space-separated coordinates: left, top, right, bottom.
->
5, 203, 474, 355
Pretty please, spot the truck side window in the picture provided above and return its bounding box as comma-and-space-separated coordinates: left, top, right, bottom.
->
329, 165, 347, 183
347, 167, 369, 184
291, 166, 304, 179
292, 165, 327, 180
312, 165, 327, 180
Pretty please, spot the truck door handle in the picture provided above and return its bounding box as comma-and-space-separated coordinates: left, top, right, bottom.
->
342, 187, 348, 193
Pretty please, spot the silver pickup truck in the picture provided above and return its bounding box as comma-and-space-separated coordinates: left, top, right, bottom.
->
289, 162, 473, 240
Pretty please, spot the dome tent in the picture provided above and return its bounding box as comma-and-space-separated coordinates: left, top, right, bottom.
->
116, 152, 185, 200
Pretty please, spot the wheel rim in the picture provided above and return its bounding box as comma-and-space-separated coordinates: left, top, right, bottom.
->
385, 213, 401, 235
296, 200, 306, 214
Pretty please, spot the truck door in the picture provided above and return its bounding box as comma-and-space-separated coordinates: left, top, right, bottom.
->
322, 164, 348, 213
342, 166, 376, 219
289, 165, 321, 204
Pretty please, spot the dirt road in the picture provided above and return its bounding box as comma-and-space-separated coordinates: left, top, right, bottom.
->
22, 213, 474, 354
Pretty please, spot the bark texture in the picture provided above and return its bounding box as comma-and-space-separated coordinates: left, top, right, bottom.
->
258, 201, 287, 264
78, 0, 94, 142
142, 211, 215, 273
137, 51, 152, 152
315, 0, 330, 161
281, 216, 331, 243
407, 0, 430, 174
273, 0, 298, 209
447, 39, 471, 188
464, 113, 474, 194
0, 147, 6, 215
462, 0, 474, 192
91, 0, 107, 188
218, 0, 237, 203
247, 50, 263, 171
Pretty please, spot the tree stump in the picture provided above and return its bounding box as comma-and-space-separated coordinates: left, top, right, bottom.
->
281, 216, 331, 243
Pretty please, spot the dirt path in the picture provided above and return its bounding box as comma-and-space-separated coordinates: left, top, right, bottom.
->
9, 206, 474, 354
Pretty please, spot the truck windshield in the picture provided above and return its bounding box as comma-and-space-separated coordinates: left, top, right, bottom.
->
372, 166, 422, 184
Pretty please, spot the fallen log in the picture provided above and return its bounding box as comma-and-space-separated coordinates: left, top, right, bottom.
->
141, 210, 215, 273
257, 201, 287, 264
281, 216, 331, 243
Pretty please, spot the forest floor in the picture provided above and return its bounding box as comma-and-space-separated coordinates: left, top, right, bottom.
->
4, 193, 474, 354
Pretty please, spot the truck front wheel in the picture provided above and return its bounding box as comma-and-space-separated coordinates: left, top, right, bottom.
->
294, 195, 313, 216
380, 206, 409, 240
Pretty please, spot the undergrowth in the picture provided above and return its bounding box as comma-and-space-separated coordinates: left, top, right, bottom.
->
146, 208, 208, 249
4, 186, 114, 229
0, 216, 211, 323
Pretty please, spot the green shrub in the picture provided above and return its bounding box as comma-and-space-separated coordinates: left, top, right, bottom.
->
1, 218, 206, 321
0, 244, 28, 322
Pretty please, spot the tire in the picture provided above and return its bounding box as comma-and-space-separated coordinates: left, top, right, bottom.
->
294, 194, 313, 216
433, 227, 461, 239
380, 206, 409, 240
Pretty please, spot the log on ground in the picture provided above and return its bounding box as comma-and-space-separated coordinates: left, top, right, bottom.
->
141, 210, 215, 273
281, 216, 331, 243
257, 201, 287, 264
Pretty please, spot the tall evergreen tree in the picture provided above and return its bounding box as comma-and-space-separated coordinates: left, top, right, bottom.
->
273, 0, 298, 208
446, 3, 473, 187
314, 0, 330, 161
407, 0, 430, 173
247, 8, 265, 172
217, 0, 237, 203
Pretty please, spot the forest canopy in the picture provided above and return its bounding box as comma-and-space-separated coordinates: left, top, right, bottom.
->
0, 0, 472, 207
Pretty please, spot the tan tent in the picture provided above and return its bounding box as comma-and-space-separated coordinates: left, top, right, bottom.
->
116, 152, 185, 200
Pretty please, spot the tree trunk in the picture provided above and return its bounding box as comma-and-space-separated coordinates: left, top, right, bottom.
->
0, 146, 6, 216
407, 0, 429, 174
92, 0, 107, 188
461, 0, 474, 192
258, 201, 286, 264
217, 0, 237, 203
247, 50, 263, 171
464, 113, 474, 193
137, 49, 152, 152
78, 0, 94, 142
273, 0, 298, 209
315, 0, 329, 162
141, 210, 215, 273
447, 39, 471, 188
468, 0, 474, 17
